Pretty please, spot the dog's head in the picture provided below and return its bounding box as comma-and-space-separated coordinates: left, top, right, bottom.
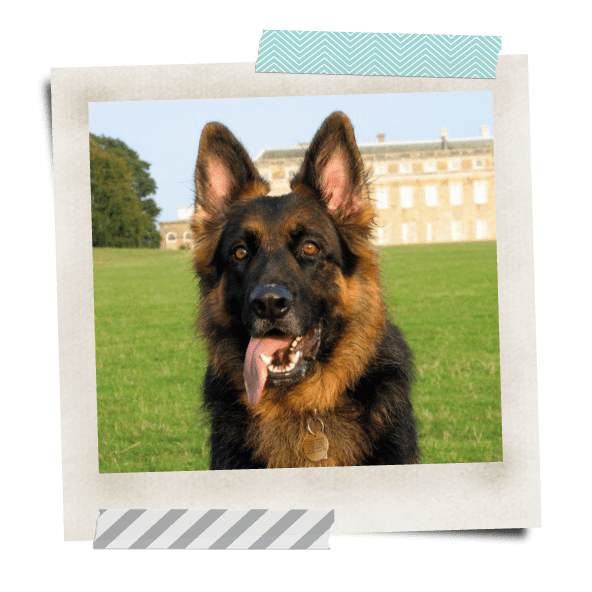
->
192, 112, 379, 406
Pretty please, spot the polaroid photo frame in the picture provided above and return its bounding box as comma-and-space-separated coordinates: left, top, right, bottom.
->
51, 56, 540, 540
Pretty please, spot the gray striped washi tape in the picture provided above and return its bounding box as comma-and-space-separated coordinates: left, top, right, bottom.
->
94, 509, 334, 549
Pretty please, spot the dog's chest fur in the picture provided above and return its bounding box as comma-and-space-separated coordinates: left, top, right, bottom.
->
245, 402, 371, 468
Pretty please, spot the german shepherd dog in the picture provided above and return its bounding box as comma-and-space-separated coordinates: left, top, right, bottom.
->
191, 112, 419, 469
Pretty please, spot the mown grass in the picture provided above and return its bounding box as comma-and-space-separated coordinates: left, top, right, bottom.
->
379, 241, 502, 464
93, 241, 502, 473
93, 248, 208, 472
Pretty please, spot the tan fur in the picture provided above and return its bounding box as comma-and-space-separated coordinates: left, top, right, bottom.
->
245, 403, 371, 468
241, 204, 388, 467
193, 113, 415, 469
194, 197, 388, 468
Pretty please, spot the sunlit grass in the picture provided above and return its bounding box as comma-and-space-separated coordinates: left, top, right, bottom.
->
379, 241, 502, 464
93, 241, 502, 472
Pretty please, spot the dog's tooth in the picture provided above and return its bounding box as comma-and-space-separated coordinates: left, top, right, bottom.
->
260, 354, 273, 365
291, 340, 297, 349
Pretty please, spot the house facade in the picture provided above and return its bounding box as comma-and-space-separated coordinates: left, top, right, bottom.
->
158, 206, 194, 250
159, 127, 495, 249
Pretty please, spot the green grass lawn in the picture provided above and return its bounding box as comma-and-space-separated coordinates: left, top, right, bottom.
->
93, 241, 502, 473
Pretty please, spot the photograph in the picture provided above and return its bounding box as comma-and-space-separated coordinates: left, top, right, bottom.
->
89, 91, 501, 472
51, 59, 540, 538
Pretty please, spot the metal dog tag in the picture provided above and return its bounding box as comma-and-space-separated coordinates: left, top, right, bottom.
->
303, 431, 329, 461
303, 415, 329, 461
302, 409, 329, 462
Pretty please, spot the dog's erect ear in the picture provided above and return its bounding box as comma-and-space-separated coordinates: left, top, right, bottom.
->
194, 123, 269, 216
291, 112, 368, 213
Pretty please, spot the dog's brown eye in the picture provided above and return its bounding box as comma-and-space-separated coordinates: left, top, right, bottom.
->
234, 246, 248, 260
302, 242, 319, 256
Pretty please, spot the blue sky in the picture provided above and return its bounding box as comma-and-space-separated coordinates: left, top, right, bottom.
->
89, 91, 493, 222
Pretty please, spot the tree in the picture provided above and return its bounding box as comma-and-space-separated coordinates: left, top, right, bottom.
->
90, 134, 162, 248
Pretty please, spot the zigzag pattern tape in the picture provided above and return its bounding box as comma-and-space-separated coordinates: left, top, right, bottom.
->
255, 31, 502, 78
94, 509, 334, 550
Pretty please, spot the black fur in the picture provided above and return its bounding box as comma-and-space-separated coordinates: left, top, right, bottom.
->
193, 112, 419, 469
203, 322, 418, 469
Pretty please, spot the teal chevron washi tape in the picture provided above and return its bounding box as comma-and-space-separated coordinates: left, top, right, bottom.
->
256, 31, 502, 78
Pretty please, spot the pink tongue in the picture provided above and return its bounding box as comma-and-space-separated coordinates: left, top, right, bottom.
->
244, 336, 292, 405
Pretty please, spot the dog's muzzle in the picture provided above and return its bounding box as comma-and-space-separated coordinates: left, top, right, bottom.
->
249, 284, 293, 320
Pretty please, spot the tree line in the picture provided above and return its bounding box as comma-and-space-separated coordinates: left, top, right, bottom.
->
90, 134, 162, 248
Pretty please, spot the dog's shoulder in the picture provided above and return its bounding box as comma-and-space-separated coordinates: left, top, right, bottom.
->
348, 321, 419, 465
202, 365, 264, 470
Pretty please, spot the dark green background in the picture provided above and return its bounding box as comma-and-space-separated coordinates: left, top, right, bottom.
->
1, 0, 591, 590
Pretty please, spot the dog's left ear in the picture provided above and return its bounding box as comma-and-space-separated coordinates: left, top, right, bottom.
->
194, 122, 269, 218
291, 112, 368, 213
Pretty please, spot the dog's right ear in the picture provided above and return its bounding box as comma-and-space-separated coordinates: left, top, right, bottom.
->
291, 112, 369, 215
194, 123, 269, 217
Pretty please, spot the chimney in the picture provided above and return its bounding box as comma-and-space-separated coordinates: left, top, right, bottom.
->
177, 205, 194, 220
480, 125, 491, 138
377, 133, 385, 144
439, 127, 449, 150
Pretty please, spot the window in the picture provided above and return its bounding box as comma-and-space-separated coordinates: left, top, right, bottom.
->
375, 224, 393, 245
425, 185, 437, 207
449, 182, 463, 205
166, 233, 176, 242
183, 232, 192, 242
476, 219, 489, 239
375, 187, 389, 209
451, 221, 464, 241
374, 163, 387, 175
474, 158, 485, 169
401, 186, 414, 208
402, 222, 417, 244
474, 181, 488, 204
399, 161, 412, 174
448, 159, 460, 171
376, 226, 383, 245
426, 222, 433, 243
424, 160, 436, 173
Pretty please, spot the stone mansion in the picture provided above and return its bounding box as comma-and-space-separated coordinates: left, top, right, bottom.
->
159, 127, 495, 249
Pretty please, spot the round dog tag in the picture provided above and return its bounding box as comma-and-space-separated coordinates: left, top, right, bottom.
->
303, 431, 329, 461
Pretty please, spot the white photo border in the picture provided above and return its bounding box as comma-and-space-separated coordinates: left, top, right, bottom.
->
51, 57, 540, 540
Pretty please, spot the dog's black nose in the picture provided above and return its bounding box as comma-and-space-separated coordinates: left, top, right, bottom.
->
250, 284, 292, 320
